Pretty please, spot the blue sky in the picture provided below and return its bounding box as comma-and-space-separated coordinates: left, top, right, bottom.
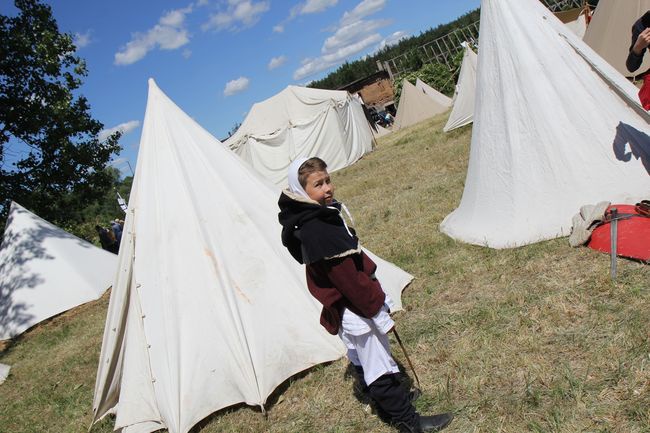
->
4, 0, 480, 176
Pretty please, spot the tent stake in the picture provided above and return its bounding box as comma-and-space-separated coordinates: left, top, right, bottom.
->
610, 208, 618, 280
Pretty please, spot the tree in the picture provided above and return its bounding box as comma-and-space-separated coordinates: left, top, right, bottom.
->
0, 0, 121, 230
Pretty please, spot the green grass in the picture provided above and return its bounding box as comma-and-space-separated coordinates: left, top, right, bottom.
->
1, 114, 649, 432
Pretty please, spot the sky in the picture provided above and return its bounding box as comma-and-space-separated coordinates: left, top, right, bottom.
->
3, 0, 481, 176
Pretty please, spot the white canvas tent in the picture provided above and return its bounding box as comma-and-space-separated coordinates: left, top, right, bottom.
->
92, 79, 413, 433
372, 123, 392, 138
443, 44, 478, 132
415, 78, 453, 108
0, 202, 116, 340
394, 80, 451, 130
583, 0, 650, 77
224, 85, 374, 187
440, 0, 650, 249
0, 363, 9, 384
554, 7, 589, 39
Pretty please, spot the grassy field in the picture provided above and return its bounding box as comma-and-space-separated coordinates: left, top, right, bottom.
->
1, 114, 649, 433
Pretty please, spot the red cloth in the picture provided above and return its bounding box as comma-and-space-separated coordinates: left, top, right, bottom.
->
639, 74, 650, 110
305, 251, 386, 335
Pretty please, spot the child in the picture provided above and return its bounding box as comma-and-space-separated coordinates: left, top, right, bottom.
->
278, 157, 453, 433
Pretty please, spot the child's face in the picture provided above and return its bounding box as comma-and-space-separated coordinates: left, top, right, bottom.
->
304, 170, 334, 206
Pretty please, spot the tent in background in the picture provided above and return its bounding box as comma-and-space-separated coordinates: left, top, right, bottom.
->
372, 123, 392, 138
554, 7, 589, 38
440, 0, 650, 249
0, 202, 116, 340
583, 0, 650, 77
92, 79, 413, 433
415, 78, 453, 108
0, 363, 9, 385
394, 80, 451, 130
443, 44, 478, 132
223, 86, 374, 187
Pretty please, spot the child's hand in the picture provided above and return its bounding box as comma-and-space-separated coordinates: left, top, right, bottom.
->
633, 28, 650, 55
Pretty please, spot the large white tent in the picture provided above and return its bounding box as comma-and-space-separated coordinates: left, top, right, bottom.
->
0, 202, 116, 340
223, 85, 374, 187
583, 0, 650, 77
92, 79, 413, 433
440, 0, 650, 249
443, 44, 478, 132
394, 80, 451, 130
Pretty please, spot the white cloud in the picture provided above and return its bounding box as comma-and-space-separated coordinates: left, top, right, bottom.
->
294, 33, 381, 80
291, 0, 338, 17
292, 0, 389, 80
340, 0, 386, 26
202, 1, 270, 31
197, 0, 210, 5
377, 30, 408, 50
99, 120, 141, 141
223, 77, 250, 96
322, 19, 389, 53
277, 0, 337, 33
109, 157, 128, 167
109, 157, 134, 177
73, 30, 92, 49
268, 55, 287, 70
182, 48, 192, 59
114, 5, 192, 65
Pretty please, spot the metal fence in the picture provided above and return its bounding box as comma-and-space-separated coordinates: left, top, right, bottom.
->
540, 0, 584, 12
384, 21, 480, 75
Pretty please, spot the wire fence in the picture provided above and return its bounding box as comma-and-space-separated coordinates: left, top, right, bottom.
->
384, 21, 479, 74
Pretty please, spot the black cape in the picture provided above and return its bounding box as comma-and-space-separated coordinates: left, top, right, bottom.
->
278, 192, 358, 265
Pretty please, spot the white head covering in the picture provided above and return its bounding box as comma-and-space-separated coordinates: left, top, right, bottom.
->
287, 157, 310, 199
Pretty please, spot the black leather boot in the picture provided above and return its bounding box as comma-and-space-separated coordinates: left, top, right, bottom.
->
394, 412, 453, 433
418, 413, 454, 432
367, 374, 420, 429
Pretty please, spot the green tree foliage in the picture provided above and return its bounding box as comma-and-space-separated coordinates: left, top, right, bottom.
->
0, 0, 121, 231
64, 168, 133, 243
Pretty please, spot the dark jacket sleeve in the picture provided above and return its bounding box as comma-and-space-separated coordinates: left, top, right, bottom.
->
321, 254, 385, 319
627, 19, 646, 73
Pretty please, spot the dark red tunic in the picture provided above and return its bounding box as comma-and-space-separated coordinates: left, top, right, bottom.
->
305, 251, 386, 335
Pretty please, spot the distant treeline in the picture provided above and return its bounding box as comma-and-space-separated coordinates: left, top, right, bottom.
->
308, 0, 600, 91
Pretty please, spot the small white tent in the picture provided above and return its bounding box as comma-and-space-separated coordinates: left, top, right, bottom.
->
0, 202, 116, 340
92, 79, 413, 433
443, 44, 478, 133
372, 123, 392, 138
224, 85, 374, 187
394, 80, 451, 130
440, 0, 650, 249
583, 0, 650, 77
554, 7, 589, 39
415, 78, 453, 108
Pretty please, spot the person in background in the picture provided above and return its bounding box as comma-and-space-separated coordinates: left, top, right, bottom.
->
110, 219, 123, 243
95, 225, 119, 254
627, 11, 650, 109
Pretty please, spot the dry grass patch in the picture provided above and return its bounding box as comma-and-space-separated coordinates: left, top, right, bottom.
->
1, 114, 649, 432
